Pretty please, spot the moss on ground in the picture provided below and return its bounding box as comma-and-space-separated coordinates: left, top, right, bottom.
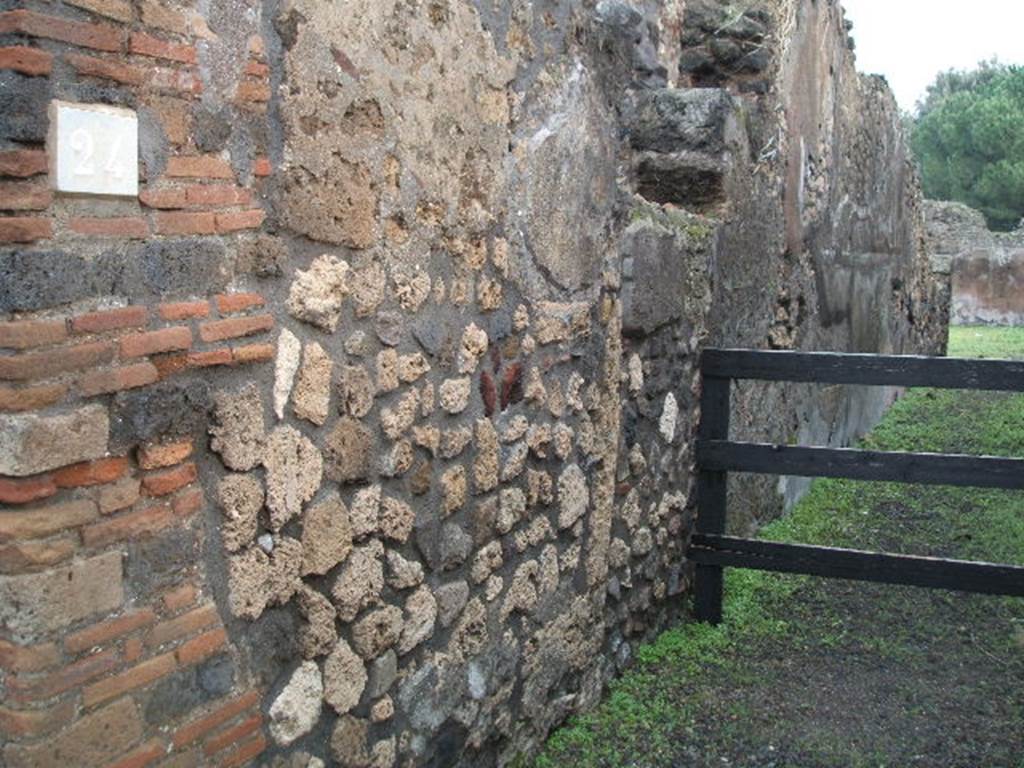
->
535, 326, 1024, 768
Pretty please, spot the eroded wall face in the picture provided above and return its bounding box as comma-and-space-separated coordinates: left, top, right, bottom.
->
0, 1, 947, 766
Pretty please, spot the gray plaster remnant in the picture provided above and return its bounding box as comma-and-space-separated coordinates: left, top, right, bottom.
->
210, 385, 267, 472
263, 425, 324, 530
367, 650, 397, 698
268, 661, 323, 746
435, 581, 470, 628
287, 254, 351, 332
274, 328, 302, 420
218, 473, 263, 552
331, 539, 384, 622
0, 404, 109, 477
557, 464, 589, 529
293, 341, 333, 426
324, 417, 375, 485
323, 638, 367, 715
301, 491, 353, 576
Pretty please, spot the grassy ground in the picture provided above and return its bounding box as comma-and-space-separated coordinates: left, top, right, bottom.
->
535, 326, 1024, 768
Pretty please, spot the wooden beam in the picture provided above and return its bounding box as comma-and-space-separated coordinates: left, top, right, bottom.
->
694, 375, 731, 625
698, 440, 1024, 490
701, 348, 1024, 392
690, 534, 1024, 597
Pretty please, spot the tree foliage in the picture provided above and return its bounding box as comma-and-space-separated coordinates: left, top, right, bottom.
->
910, 61, 1024, 231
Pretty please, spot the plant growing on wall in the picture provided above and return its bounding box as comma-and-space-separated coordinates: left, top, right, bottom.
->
910, 61, 1024, 231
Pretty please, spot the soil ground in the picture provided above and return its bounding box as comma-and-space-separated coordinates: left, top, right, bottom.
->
534, 326, 1024, 768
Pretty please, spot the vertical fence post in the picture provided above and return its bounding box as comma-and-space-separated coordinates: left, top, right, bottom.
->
694, 370, 731, 624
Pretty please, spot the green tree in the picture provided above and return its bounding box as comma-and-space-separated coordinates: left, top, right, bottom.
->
910, 62, 1024, 231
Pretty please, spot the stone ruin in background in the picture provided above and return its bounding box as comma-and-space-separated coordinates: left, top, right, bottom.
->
925, 200, 1024, 326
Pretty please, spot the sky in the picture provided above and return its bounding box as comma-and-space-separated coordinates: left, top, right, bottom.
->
840, 0, 1024, 113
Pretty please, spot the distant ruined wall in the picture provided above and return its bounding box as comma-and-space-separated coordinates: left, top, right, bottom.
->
925, 200, 1024, 326
0, 1, 947, 767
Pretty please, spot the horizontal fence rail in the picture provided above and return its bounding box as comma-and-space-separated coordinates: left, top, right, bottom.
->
690, 534, 1024, 597
692, 347, 1024, 625
702, 348, 1024, 391
697, 440, 1024, 490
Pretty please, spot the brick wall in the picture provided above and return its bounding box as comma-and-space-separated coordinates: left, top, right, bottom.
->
1, 1, 273, 765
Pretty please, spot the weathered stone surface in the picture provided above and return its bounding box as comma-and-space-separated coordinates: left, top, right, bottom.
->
436, 580, 470, 628
370, 696, 394, 723
381, 389, 419, 440
439, 377, 471, 414
367, 649, 397, 698
264, 425, 324, 530
398, 585, 436, 655
470, 541, 504, 585
558, 463, 589, 529
287, 254, 351, 331
210, 385, 266, 472
325, 417, 375, 485
379, 496, 415, 543
397, 352, 430, 383
293, 341, 333, 425
628, 87, 740, 155
330, 714, 371, 768
376, 349, 399, 393
458, 323, 488, 373
0, 405, 108, 477
379, 440, 413, 478
332, 539, 384, 621
440, 465, 467, 515
218, 473, 263, 552
3, 696, 143, 767
324, 638, 367, 715
0, 551, 123, 641
659, 392, 678, 443
473, 418, 499, 493
297, 585, 338, 659
349, 485, 381, 539
498, 487, 526, 534
435, 430, 470, 463
268, 661, 323, 746
301, 491, 353, 575
351, 262, 386, 318
351, 605, 403, 659
274, 328, 302, 420
339, 365, 375, 418
385, 549, 424, 590
228, 546, 271, 619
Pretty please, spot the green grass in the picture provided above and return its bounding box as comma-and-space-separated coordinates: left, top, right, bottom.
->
534, 326, 1024, 768
949, 325, 1024, 359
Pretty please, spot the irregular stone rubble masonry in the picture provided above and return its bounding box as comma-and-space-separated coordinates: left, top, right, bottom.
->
0, 1, 947, 767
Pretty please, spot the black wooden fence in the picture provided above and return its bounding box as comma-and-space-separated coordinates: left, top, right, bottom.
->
692, 348, 1024, 625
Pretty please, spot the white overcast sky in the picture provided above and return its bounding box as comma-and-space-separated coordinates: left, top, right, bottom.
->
840, 0, 1024, 113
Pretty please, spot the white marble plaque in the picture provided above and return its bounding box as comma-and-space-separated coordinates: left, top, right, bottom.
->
48, 100, 138, 197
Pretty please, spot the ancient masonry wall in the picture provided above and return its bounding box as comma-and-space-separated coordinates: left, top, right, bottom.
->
924, 200, 1024, 326
0, 1, 948, 767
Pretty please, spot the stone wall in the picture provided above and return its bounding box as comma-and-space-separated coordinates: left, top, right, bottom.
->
0, 1, 947, 767
925, 200, 1024, 326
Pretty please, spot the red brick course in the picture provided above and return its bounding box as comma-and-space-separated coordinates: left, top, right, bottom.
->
72, 306, 149, 334
0, 45, 53, 76
68, 215, 149, 238
80, 363, 160, 395
198, 314, 273, 343
0, 341, 114, 380
121, 326, 192, 357
0, 216, 52, 243
0, 181, 53, 210
0, 10, 122, 52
